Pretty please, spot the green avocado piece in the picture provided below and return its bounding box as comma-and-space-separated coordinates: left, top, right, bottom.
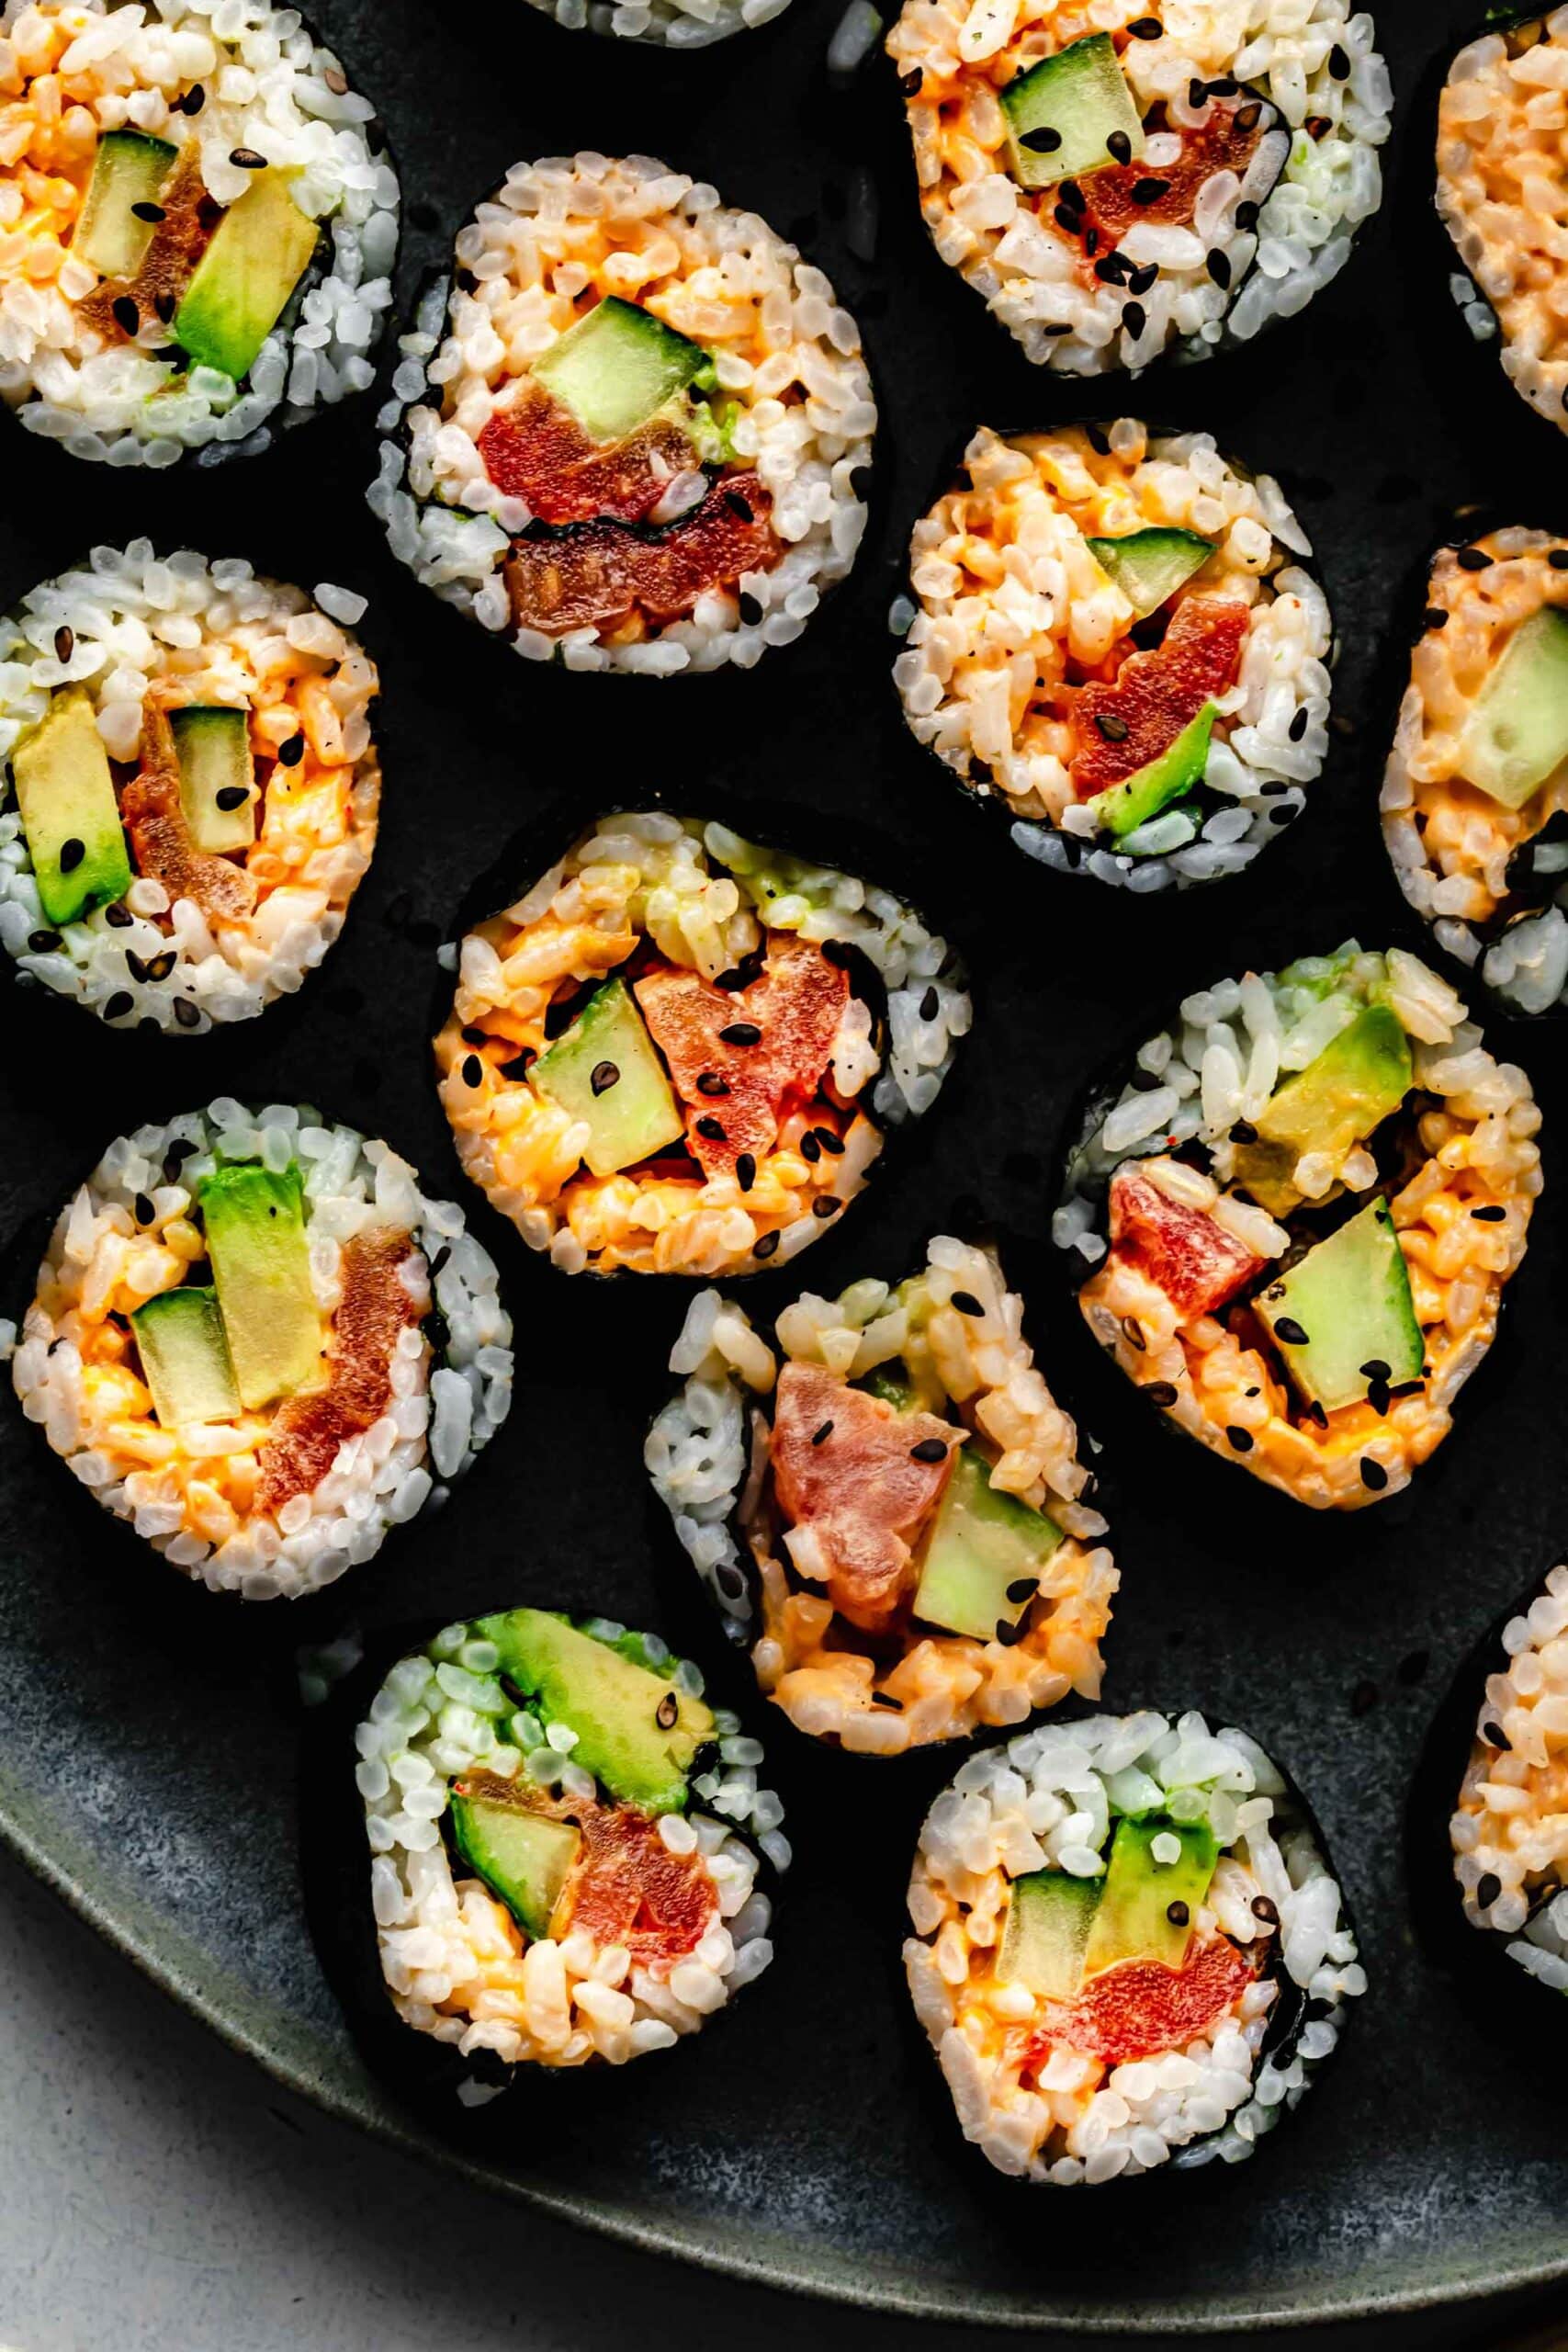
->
448, 1784, 581, 1940
1080, 1815, 1219, 1978
532, 978, 686, 1179
1257, 1196, 1423, 1415
1000, 32, 1145, 191
913, 1446, 1063, 1643
74, 130, 177, 280
174, 169, 319, 382
1232, 1002, 1413, 1217
1087, 528, 1214, 620
476, 1609, 715, 1815
1459, 605, 1568, 811
130, 1285, 241, 1427
172, 707, 255, 855
998, 1869, 1101, 2001
1086, 701, 1215, 844
11, 686, 131, 927
532, 296, 711, 444
197, 1161, 322, 1412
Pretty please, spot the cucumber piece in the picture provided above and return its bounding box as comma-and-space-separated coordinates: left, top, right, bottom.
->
449, 1786, 581, 1941
131, 1286, 242, 1428
174, 169, 319, 383
171, 707, 256, 854
74, 130, 177, 280
998, 1869, 1101, 2001
913, 1446, 1062, 1642
1086, 701, 1215, 843
1460, 605, 1568, 811
1000, 33, 1145, 192
1257, 1197, 1424, 1415
11, 686, 131, 927
532, 295, 710, 444
1087, 528, 1214, 619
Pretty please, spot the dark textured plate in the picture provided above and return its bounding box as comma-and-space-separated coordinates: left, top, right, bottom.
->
2, 0, 1566, 2329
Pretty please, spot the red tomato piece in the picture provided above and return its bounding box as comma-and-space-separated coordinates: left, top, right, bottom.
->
1070, 596, 1249, 797
1108, 1164, 1264, 1318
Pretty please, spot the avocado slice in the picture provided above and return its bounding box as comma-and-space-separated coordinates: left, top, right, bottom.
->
476, 1610, 715, 1815
1000, 33, 1145, 192
1087, 528, 1214, 620
1232, 1002, 1413, 1217
532, 978, 686, 1179
998, 1869, 1101, 2001
74, 130, 178, 280
131, 1285, 241, 1427
449, 1781, 581, 1940
912, 1446, 1063, 1643
171, 707, 255, 855
174, 169, 319, 383
1086, 701, 1215, 844
532, 296, 710, 445
11, 686, 131, 927
1459, 605, 1568, 811
1257, 1196, 1423, 1415
197, 1161, 322, 1412
1080, 1815, 1219, 1979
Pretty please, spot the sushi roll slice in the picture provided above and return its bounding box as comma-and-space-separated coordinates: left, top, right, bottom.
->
1054, 943, 1540, 1509
434, 809, 970, 1278
0, 0, 398, 465
895, 421, 1330, 888
521, 0, 790, 47
0, 544, 379, 1031
9, 1100, 513, 1597
359, 1611, 784, 2076
904, 1710, 1363, 2183
1437, 13, 1568, 438
646, 1234, 1116, 1754
884, 0, 1389, 377
370, 154, 874, 677
1382, 527, 1568, 1016
1450, 1565, 1568, 1998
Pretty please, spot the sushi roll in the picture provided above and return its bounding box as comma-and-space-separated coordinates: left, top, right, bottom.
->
0, 544, 379, 1031
1450, 1565, 1568, 1996
895, 421, 1330, 888
1437, 13, 1568, 438
1054, 944, 1540, 1509
9, 1099, 513, 1597
434, 809, 970, 1278
519, 0, 791, 48
646, 1234, 1116, 1754
370, 154, 874, 676
904, 1710, 1363, 2183
0, 0, 398, 465
884, 0, 1389, 377
358, 1610, 784, 2075
1382, 527, 1568, 1016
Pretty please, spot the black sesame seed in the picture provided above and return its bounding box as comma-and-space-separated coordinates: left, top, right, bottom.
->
1251, 1896, 1279, 1925
812, 1420, 834, 1447
53, 626, 73, 662
1131, 175, 1169, 204
1130, 262, 1159, 296
739, 594, 763, 626
1208, 75, 1238, 96
1095, 254, 1129, 285
1127, 13, 1161, 30
1054, 203, 1083, 234
230, 146, 266, 168
461, 1025, 487, 1046
1305, 1399, 1328, 1429
130, 200, 166, 222
214, 784, 249, 810
55, 836, 83, 874
590, 1060, 619, 1097
951, 1291, 983, 1317
812, 1196, 840, 1218
462, 1054, 482, 1086
28, 929, 61, 953
112, 296, 141, 336
1482, 1721, 1509, 1750
723, 489, 754, 523
1476, 1872, 1502, 1909
1423, 606, 1449, 631
1122, 1316, 1147, 1352
736, 1152, 756, 1192
178, 84, 205, 113
154, 291, 175, 323
104, 990, 134, 1020
1289, 707, 1308, 741
719, 1021, 761, 1046
173, 998, 200, 1028
1007, 1577, 1037, 1604
1023, 125, 1064, 153
1226, 1425, 1253, 1452
1095, 711, 1129, 742
1166, 1900, 1190, 1927
1206, 247, 1232, 288
920, 985, 939, 1021
1359, 1359, 1390, 1381
994, 1616, 1026, 1647
697, 1072, 729, 1098
910, 1435, 947, 1464
1122, 300, 1146, 340
1189, 77, 1207, 107
146, 950, 176, 983
133, 1193, 154, 1226
1457, 546, 1490, 571
1360, 1457, 1388, 1491
1551, 548, 1568, 571
655, 1692, 679, 1730
715, 967, 750, 991
430, 1246, 451, 1279
871, 1690, 902, 1708
1145, 1380, 1179, 1408
1235, 200, 1259, 232
800, 1131, 822, 1163
1232, 1120, 1257, 1143
1269, 803, 1295, 824
1470, 1203, 1506, 1221
1329, 41, 1349, 76
900, 66, 922, 93
1273, 1316, 1309, 1346
1106, 129, 1133, 164
278, 733, 306, 766
753, 1230, 780, 1259
695, 1115, 727, 1142
1085, 423, 1110, 455
812, 1127, 844, 1156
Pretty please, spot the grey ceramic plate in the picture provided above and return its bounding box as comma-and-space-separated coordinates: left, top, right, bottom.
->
2, 0, 1567, 2328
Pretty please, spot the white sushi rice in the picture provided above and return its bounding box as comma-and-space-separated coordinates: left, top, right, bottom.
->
1453, 1563, 1568, 1989
0, 540, 379, 1030
521, 0, 792, 46
11, 1101, 513, 1598
886, 0, 1390, 375
0, 0, 399, 463
364, 1619, 782, 2075
371, 154, 874, 676
896, 421, 1331, 891
904, 1710, 1364, 2184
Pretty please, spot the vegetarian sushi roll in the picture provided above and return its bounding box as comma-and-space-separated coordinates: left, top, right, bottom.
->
371, 154, 874, 675
0, 544, 378, 1030
359, 1610, 783, 2075
1437, 13, 1568, 438
1382, 528, 1568, 1016
434, 810, 969, 1278
895, 421, 1330, 888
1054, 944, 1540, 1509
1451, 1565, 1568, 1996
646, 1234, 1116, 1753
884, 0, 1389, 376
10, 1101, 513, 1596
904, 1710, 1363, 2182
0, 0, 398, 464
